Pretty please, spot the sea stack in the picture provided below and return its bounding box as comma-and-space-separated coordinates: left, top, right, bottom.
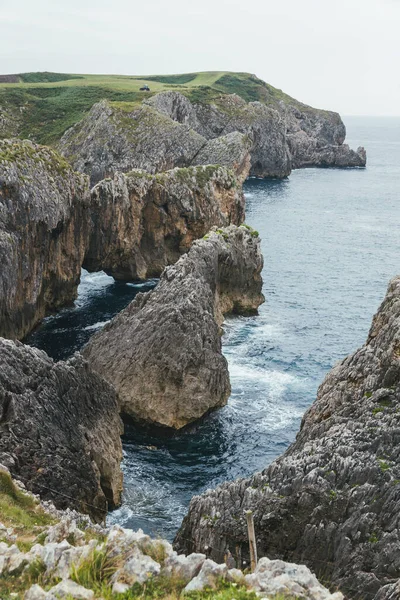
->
83, 225, 264, 429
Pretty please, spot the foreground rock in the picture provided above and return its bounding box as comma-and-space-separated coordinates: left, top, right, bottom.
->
0, 338, 123, 520
0, 473, 343, 599
59, 89, 365, 185
175, 276, 400, 599
85, 164, 245, 280
83, 225, 264, 429
0, 139, 90, 340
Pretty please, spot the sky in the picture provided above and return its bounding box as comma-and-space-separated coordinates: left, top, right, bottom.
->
1, 0, 399, 115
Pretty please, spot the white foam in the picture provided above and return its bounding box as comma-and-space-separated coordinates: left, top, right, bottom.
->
83, 320, 110, 331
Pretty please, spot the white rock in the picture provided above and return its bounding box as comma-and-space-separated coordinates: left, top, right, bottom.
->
45, 518, 85, 546
112, 549, 160, 587
245, 558, 344, 600
183, 559, 228, 592
163, 552, 206, 583
46, 579, 94, 599
227, 567, 245, 584
24, 584, 48, 600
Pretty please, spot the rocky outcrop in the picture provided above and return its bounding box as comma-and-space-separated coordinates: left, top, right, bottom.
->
0, 139, 90, 340
0, 474, 343, 599
58, 100, 252, 186
0, 338, 123, 521
59, 89, 365, 186
284, 103, 366, 168
175, 276, 400, 599
83, 225, 264, 429
85, 164, 245, 280
146, 91, 291, 179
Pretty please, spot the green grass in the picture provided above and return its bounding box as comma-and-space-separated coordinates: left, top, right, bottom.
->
0, 70, 331, 146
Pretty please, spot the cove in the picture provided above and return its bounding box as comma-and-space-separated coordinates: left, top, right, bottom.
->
26, 116, 400, 540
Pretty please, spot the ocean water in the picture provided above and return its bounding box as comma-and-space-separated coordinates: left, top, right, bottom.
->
26, 117, 400, 540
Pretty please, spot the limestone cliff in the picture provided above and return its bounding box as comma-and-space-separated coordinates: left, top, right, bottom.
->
59, 90, 365, 185
0, 139, 90, 340
0, 338, 123, 521
175, 276, 400, 600
83, 225, 264, 429
85, 165, 245, 280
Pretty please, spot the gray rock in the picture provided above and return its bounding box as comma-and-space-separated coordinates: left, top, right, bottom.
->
0, 338, 123, 521
85, 165, 245, 280
175, 276, 400, 598
0, 139, 90, 340
47, 579, 94, 600
163, 552, 206, 583
111, 548, 161, 590
24, 584, 48, 600
83, 225, 264, 428
245, 557, 343, 599
183, 558, 228, 592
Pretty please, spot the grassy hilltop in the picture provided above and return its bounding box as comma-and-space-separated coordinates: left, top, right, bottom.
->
0, 71, 300, 145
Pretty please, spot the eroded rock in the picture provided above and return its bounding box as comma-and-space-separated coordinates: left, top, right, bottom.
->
0, 338, 123, 521
175, 276, 400, 599
0, 139, 90, 340
85, 164, 245, 280
83, 225, 264, 428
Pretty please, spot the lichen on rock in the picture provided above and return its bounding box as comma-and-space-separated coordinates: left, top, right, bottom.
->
83, 225, 264, 429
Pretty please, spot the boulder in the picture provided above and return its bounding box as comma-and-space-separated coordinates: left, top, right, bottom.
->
0, 338, 123, 521
85, 164, 245, 280
0, 139, 90, 340
175, 276, 400, 598
83, 225, 264, 428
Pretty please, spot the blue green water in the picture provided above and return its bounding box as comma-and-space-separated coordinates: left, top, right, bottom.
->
27, 117, 400, 539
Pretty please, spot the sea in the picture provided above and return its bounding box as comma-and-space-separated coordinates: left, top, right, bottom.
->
26, 116, 400, 540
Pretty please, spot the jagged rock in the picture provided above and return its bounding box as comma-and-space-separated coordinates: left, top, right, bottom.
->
45, 517, 86, 546
375, 581, 400, 600
284, 103, 366, 168
111, 549, 161, 591
192, 132, 252, 183
83, 225, 264, 429
58, 100, 207, 186
0, 338, 123, 521
162, 552, 206, 583
0, 139, 90, 340
245, 558, 343, 599
175, 276, 400, 599
85, 165, 245, 280
183, 558, 228, 592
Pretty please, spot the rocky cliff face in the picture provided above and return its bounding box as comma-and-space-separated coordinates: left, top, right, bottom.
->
59, 90, 365, 186
284, 103, 366, 168
175, 276, 400, 599
83, 225, 264, 429
85, 165, 245, 280
58, 99, 252, 186
0, 139, 90, 340
0, 338, 123, 521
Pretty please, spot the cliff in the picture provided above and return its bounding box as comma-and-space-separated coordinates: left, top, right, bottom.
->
0, 140, 247, 340
85, 164, 246, 280
175, 276, 400, 600
0, 466, 343, 599
0, 338, 123, 522
58, 87, 365, 185
83, 225, 264, 429
0, 139, 90, 340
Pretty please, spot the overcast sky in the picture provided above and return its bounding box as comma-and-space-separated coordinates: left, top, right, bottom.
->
1, 0, 399, 115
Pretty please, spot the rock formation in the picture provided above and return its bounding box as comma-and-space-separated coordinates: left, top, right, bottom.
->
0, 470, 343, 599
175, 276, 400, 599
0, 338, 123, 521
83, 225, 264, 429
59, 90, 365, 185
0, 138, 90, 340
85, 164, 245, 280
